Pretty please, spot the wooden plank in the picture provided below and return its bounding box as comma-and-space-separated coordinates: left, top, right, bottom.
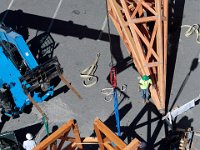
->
94, 118, 126, 149
65, 137, 76, 143
142, 2, 157, 16
94, 122, 105, 150
59, 74, 82, 99
50, 143, 57, 150
121, 0, 163, 110
131, 16, 157, 24
57, 130, 71, 150
146, 21, 158, 62
108, 0, 164, 110
131, 24, 159, 61
72, 123, 83, 149
155, 0, 165, 109
130, 0, 143, 19
163, 0, 168, 107
81, 137, 98, 143
120, 0, 148, 74
144, 62, 163, 68
27, 94, 48, 121
104, 142, 115, 150
108, 0, 145, 75
124, 138, 141, 150
62, 143, 76, 150
34, 120, 74, 150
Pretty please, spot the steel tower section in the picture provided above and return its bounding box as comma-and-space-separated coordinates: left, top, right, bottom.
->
107, 0, 168, 112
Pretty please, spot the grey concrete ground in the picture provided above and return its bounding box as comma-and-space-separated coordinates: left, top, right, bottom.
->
0, 0, 200, 149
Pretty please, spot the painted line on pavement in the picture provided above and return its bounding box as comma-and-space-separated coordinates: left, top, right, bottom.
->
97, 16, 107, 41
47, 0, 64, 32
7, 0, 15, 9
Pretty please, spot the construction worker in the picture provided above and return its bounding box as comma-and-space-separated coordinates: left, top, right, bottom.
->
138, 75, 152, 103
23, 133, 36, 150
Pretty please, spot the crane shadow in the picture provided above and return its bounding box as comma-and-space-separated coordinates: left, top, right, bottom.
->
27, 32, 59, 65
169, 57, 198, 111
0, 9, 137, 77
0, 9, 132, 101
166, 0, 186, 111
0, 9, 119, 43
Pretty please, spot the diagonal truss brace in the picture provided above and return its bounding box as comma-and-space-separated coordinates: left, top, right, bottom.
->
107, 0, 168, 111
34, 118, 141, 150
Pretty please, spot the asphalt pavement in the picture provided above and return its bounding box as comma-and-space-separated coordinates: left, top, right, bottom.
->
0, 0, 200, 149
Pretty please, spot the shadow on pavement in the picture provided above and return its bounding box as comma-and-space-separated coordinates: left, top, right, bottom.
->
156, 115, 193, 149
88, 102, 163, 149
27, 32, 59, 65
0, 9, 119, 43
170, 58, 198, 111
166, 0, 186, 111
120, 102, 163, 149
14, 122, 43, 148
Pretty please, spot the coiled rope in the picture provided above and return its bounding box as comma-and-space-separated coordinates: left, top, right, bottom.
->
181, 24, 200, 44
80, 53, 100, 88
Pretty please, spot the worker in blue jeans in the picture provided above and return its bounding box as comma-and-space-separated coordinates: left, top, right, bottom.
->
138, 75, 152, 103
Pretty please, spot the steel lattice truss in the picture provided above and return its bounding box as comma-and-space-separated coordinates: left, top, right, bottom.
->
107, 0, 168, 111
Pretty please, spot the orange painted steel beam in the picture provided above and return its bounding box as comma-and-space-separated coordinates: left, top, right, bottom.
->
94, 118, 141, 150
124, 138, 142, 150
94, 118, 126, 149
27, 94, 48, 121
34, 119, 83, 150
34, 118, 141, 150
107, 0, 168, 112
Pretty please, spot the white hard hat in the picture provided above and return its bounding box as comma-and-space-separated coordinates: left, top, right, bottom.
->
26, 133, 33, 140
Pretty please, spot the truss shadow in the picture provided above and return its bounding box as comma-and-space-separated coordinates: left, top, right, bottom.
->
156, 116, 193, 149
120, 102, 163, 149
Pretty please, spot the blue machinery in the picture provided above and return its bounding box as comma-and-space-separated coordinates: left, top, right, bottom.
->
0, 25, 82, 117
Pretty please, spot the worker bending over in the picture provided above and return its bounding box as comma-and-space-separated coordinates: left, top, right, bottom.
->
138, 75, 152, 103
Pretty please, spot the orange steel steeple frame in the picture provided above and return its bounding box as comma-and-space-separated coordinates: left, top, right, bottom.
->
34, 118, 141, 150
107, 0, 168, 112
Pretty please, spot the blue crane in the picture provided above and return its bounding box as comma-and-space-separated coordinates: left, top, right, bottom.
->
0, 25, 64, 117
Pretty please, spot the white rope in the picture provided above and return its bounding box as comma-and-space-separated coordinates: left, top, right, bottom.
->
80, 53, 100, 88
101, 84, 127, 102
181, 24, 200, 44
101, 87, 114, 102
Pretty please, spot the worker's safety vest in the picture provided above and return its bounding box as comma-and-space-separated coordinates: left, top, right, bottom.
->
139, 79, 152, 89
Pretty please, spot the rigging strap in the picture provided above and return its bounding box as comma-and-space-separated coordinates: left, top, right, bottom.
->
113, 89, 121, 136
42, 114, 50, 136
105, 0, 120, 136
110, 67, 117, 88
